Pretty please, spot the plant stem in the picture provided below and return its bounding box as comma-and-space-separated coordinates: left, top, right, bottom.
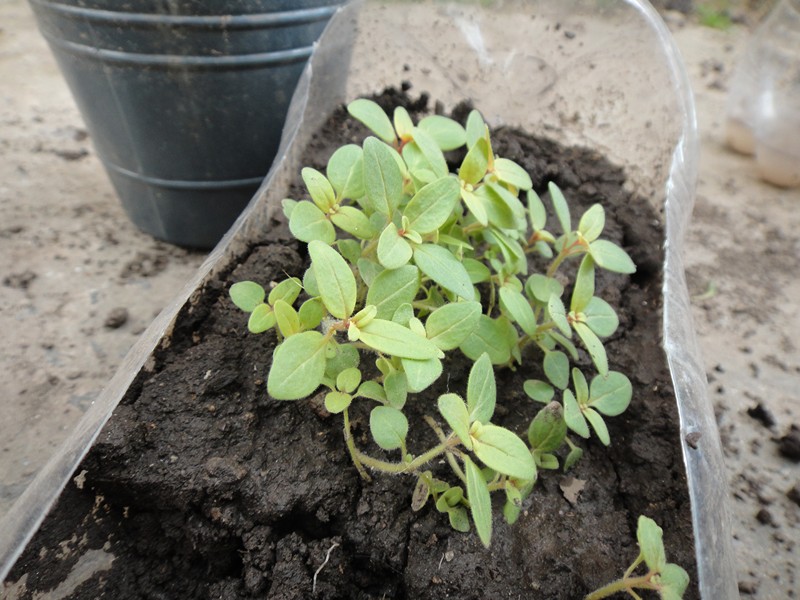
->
584, 574, 657, 600
352, 440, 455, 474
343, 409, 371, 482
424, 416, 466, 483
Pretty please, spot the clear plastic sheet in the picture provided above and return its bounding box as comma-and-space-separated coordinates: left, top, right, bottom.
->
1, 1, 737, 596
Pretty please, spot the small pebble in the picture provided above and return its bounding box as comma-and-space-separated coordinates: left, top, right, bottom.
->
104, 307, 129, 329
787, 483, 800, 507
777, 426, 800, 462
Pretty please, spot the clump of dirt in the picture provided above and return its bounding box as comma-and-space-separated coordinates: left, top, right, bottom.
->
7, 90, 697, 599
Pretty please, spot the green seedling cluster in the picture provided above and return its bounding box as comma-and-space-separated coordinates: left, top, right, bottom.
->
230, 99, 636, 546
586, 516, 690, 599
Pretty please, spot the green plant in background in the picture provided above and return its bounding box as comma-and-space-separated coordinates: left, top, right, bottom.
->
696, 1, 734, 29
230, 98, 636, 546
586, 516, 690, 599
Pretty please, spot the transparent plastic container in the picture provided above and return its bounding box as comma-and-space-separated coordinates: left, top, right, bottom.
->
1, 1, 736, 597
726, 0, 800, 187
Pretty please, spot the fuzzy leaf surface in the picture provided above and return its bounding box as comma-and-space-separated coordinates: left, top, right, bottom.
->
413, 244, 474, 300
425, 301, 481, 351
267, 331, 327, 400
309, 240, 356, 319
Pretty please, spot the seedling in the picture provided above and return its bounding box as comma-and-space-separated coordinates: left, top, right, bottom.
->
585, 515, 690, 599
230, 99, 637, 546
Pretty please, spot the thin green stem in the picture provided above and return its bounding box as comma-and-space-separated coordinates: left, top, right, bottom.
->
343, 409, 371, 482
584, 573, 657, 600
623, 554, 644, 580
352, 440, 455, 474
424, 416, 466, 483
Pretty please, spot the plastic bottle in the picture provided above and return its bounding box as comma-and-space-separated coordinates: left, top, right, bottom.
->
725, 0, 800, 187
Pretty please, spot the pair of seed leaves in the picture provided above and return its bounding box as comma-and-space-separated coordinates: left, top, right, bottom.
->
432, 353, 535, 547
635, 516, 690, 600
524, 364, 632, 447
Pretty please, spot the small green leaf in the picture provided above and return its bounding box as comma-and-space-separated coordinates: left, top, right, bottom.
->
327, 144, 364, 200
563, 389, 590, 438
547, 294, 571, 338
493, 157, 532, 190
377, 223, 413, 270
358, 318, 440, 359
438, 393, 472, 449
418, 115, 466, 151
309, 240, 357, 320
409, 128, 448, 177
356, 258, 382, 287
363, 137, 404, 218
248, 303, 276, 334
578, 203, 605, 242
572, 368, 589, 405
527, 189, 547, 231
584, 407, 610, 445
564, 443, 583, 471
548, 181, 571, 234
573, 321, 609, 376
637, 516, 667, 572
523, 379, 555, 403
588, 240, 636, 274
570, 255, 595, 314
413, 244, 474, 300
459, 137, 489, 185
448, 507, 471, 533
499, 286, 537, 336
302, 167, 336, 212
463, 258, 491, 283
656, 564, 690, 600
324, 391, 352, 414
230, 281, 265, 312
356, 380, 386, 402
384, 370, 408, 409
543, 350, 569, 390
465, 456, 492, 548
366, 265, 420, 320
336, 367, 362, 394
268, 277, 303, 307
330, 206, 376, 240
347, 98, 395, 143
461, 186, 488, 226
324, 343, 359, 379
527, 401, 567, 451
460, 315, 513, 365
465, 110, 486, 148
401, 356, 442, 393
267, 331, 328, 400
369, 406, 408, 451
298, 298, 324, 330
503, 499, 522, 525
303, 266, 320, 297
526, 274, 563, 304
289, 200, 335, 244
393, 106, 414, 139
273, 299, 301, 337
537, 452, 559, 470
392, 303, 414, 326
589, 371, 632, 416
471, 423, 537, 481
403, 176, 460, 234
467, 353, 495, 424
583, 296, 619, 337
426, 301, 481, 351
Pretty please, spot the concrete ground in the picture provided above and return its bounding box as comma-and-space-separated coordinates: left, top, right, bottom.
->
0, 0, 797, 596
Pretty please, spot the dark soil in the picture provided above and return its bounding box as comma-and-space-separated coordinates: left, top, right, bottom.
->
7, 90, 698, 599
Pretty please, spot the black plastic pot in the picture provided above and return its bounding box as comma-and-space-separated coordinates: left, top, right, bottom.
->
30, 0, 343, 249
